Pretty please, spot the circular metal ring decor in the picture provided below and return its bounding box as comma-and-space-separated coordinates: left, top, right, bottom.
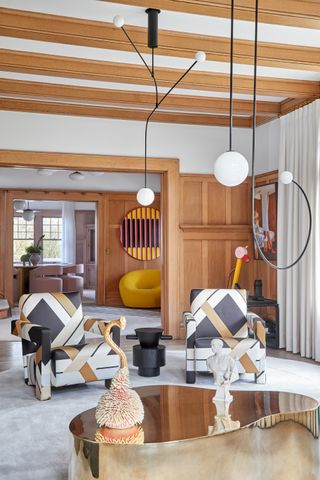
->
120, 207, 160, 261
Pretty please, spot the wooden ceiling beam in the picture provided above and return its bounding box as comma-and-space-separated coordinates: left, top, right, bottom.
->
280, 95, 319, 116
0, 9, 319, 71
0, 97, 254, 127
0, 78, 280, 116
105, 0, 320, 30
1, 50, 318, 98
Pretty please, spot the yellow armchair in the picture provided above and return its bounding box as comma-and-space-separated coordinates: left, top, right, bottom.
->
119, 269, 161, 308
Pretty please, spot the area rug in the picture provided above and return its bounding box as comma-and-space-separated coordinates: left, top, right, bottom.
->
0, 352, 319, 480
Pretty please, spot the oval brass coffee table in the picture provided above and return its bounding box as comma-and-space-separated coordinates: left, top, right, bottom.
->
69, 385, 319, 480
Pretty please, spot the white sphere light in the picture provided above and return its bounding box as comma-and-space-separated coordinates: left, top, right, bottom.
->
69, 171, 85, 181
14, 200, 26, 212
195, 51, 206, 63
137, 187, 155, 206
22, 209, 35, 222
214, 151, 249, 187
113, 15, 124, 28
37, 169, 54, 176
279, 170, 293, 185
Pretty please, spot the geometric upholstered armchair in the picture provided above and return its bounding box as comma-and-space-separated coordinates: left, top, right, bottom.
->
185, 289, 266, 385
11, 291, 121, 400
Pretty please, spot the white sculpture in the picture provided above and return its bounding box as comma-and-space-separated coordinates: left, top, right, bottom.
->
206, 339, 240, 435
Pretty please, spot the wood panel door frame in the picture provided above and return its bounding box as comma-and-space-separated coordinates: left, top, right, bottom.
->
0, 150, 180, 336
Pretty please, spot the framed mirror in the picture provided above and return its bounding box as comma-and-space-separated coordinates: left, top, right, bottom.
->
253, 183, 277, 261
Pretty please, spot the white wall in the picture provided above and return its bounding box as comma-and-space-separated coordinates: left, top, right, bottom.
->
0, 110, 278, 176
255, 119, 280, 174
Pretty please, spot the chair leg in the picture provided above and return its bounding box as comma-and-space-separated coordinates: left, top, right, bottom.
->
105, 378, 112, 389
186, 371, 196, 384
255, 355, 266, 384
255, 371, 266, 384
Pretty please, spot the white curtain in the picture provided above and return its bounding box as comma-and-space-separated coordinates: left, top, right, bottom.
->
278, 100, 320, 361
62, 202, 76, 264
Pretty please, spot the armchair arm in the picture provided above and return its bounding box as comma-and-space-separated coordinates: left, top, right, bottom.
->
84, 316, 120, 346
247, 312, 266, 347
184, 311, 196, 348
11, 319, 51, 400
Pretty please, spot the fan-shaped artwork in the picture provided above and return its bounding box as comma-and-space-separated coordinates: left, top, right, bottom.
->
120, 207, 160, 261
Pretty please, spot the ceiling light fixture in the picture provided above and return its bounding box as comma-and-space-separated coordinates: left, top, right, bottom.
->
37, 169, 55, 176
113, 9, 206, 206
69, 171, 85, 181
13, 200, 26, 212
213, 0, 249, 187
22, 202, 35, 222
250, 0, 312, 269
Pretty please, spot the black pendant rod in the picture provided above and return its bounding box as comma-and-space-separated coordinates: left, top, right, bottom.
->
229, 0, 234, 151
143, 60, 198, 187
121, 14, 199, 189
251, 0, 312, 270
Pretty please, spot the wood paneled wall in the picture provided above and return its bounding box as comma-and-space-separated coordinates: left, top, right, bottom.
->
179, 174, 254, 335
105, 193, 161, 305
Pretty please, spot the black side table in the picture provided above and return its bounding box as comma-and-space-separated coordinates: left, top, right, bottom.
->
126, 328, 172, 377
248, 296, 279, 349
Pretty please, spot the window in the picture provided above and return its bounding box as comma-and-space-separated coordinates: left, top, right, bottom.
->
13, 217, 34, 262
42, 217, 63, 262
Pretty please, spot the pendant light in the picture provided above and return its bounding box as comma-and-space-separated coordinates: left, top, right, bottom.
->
22, 202, 35, 222
251, 0, 312, 269
213, 0, 249, 187
113, 9, 206, 206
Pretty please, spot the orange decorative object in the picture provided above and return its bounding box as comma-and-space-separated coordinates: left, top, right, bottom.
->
120, 207, 160, 261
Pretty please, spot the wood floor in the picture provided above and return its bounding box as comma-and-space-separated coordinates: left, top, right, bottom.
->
0, 339, 317, 374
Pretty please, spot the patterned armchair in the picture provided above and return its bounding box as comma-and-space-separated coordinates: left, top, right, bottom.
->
185, 289, 266, 384
11, 291, 121, 400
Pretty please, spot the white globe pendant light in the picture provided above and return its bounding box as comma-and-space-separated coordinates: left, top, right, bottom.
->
214, 151, 249, 187
213, 0, 248, 187
13, 200, 26, 212
22, 208, 35, 222
137, 187, 155, 207
279, 170, 293, 185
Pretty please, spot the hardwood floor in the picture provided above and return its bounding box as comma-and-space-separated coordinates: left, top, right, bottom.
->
0, 340, 317, 374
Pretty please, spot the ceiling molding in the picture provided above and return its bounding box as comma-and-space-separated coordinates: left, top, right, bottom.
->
1, 50, 318, 98
0, 97, 253, 127
0, 8, 319, 71
0, 78, 280, 117
280, 95, 319, 116
104, 0, 320, 30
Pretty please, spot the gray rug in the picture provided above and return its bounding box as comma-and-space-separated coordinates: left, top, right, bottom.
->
0, 352, 320, 480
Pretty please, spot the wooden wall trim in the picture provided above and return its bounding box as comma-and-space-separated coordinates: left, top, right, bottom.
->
0, 151, 180, 337
1, 8, 318, 71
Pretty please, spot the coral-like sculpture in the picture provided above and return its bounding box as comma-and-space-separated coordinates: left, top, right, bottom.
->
95, 317, 144, 431
95, 425, 144, 445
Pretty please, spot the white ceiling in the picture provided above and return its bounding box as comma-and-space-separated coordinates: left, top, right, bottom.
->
0, 167, 161, 191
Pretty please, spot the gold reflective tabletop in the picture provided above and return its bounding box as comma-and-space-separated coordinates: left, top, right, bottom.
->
69, 385, 318, 444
